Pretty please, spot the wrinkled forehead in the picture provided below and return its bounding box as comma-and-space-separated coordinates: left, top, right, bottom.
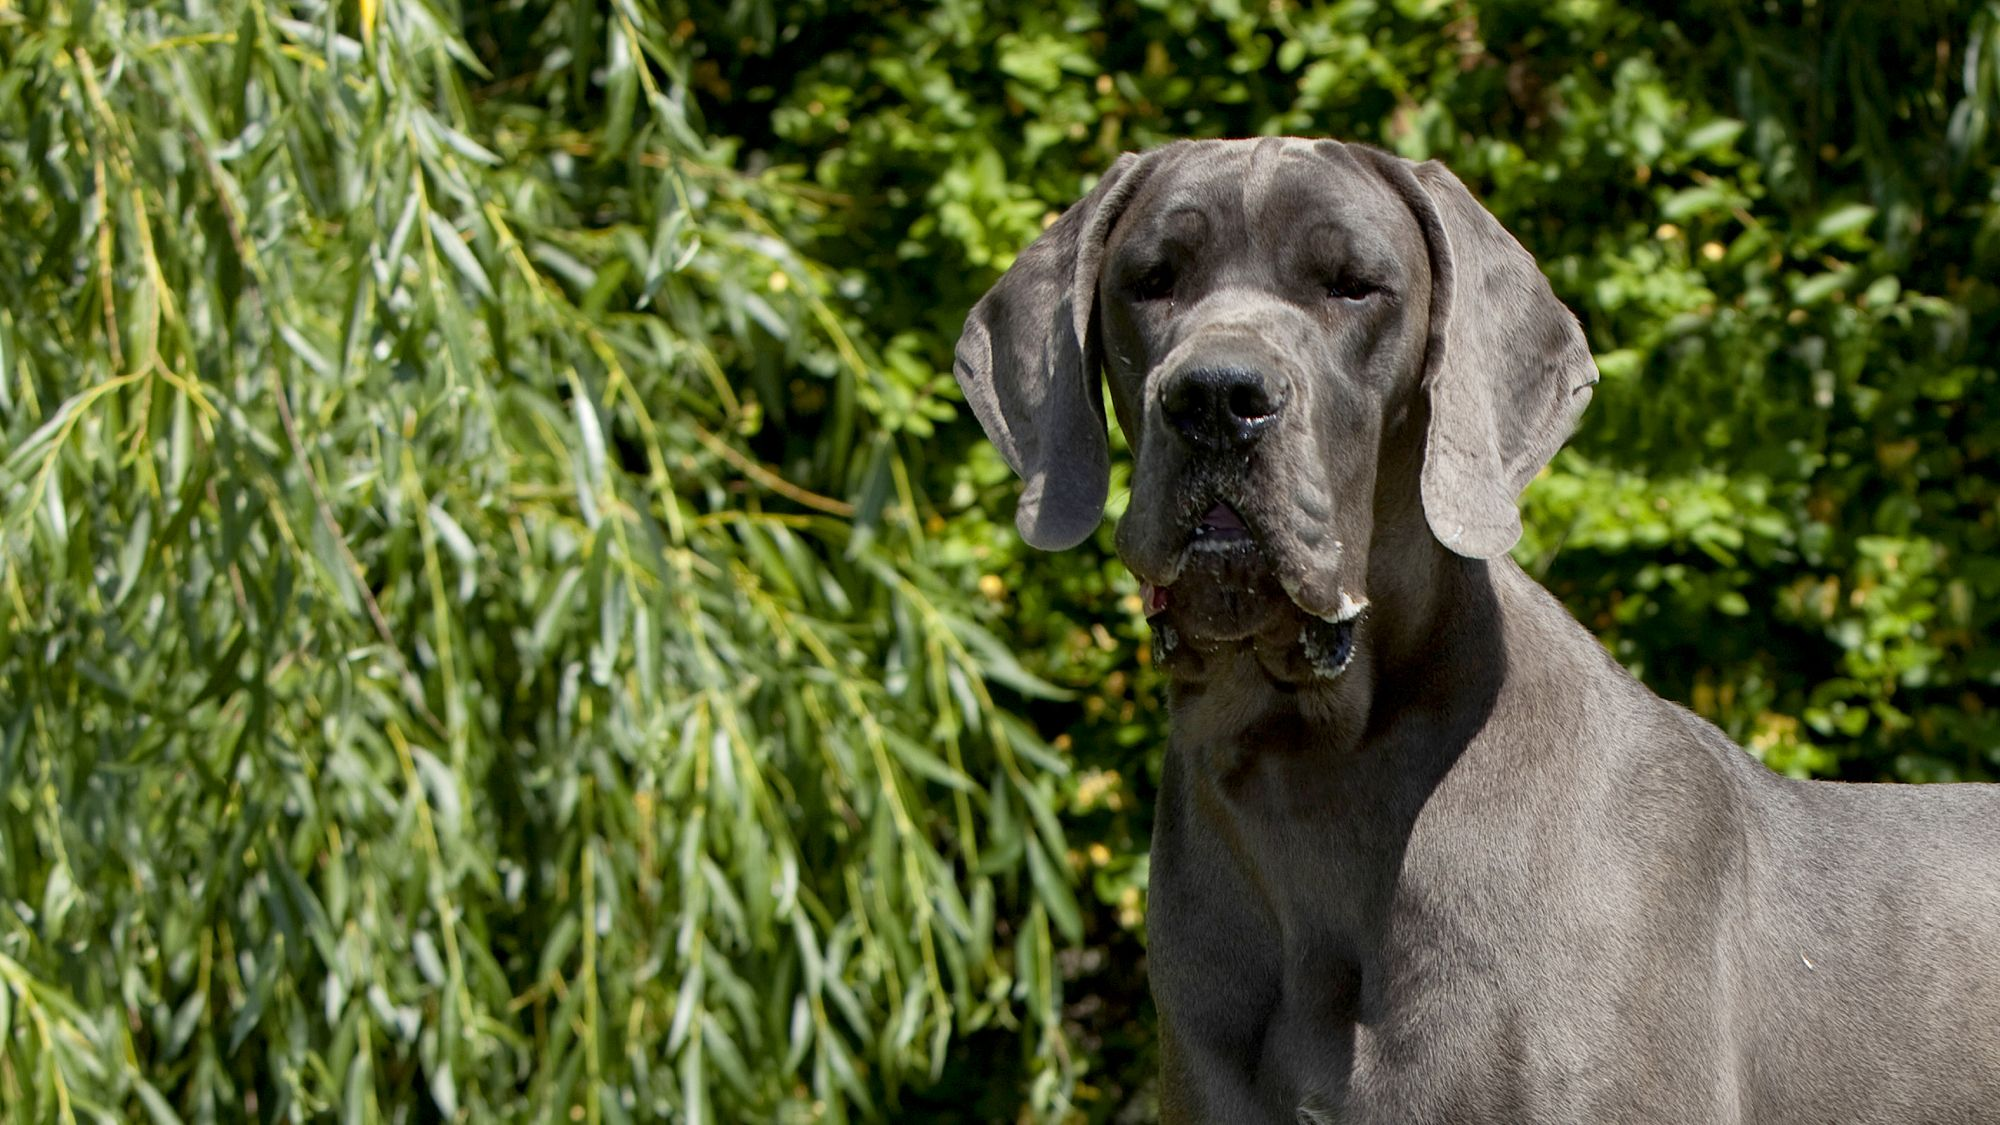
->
1110, 138, 1417, 264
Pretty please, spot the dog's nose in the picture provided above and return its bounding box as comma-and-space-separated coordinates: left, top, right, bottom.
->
1162, 366, 1284, 450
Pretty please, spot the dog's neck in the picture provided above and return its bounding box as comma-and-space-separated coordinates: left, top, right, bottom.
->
1158, 537, 1608, 950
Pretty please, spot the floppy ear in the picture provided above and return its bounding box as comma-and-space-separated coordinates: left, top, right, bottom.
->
1378, 156, 1598, 559
953, 153, 1151, 550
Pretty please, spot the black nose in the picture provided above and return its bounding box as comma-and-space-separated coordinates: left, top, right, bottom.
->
1162, 366, 1284, 450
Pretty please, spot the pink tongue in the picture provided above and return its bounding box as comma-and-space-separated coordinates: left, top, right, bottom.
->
1142, 582, 1171, 618
1202, 503, 1247, 531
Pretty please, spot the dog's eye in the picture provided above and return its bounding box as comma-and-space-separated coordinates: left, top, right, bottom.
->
1130, 262, 1177, 303
1323, 276, 1382, 302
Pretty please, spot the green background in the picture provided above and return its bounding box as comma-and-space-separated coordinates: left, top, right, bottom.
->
5, 0, 1999, 1120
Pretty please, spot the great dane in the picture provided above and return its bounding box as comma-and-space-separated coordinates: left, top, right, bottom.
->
953, 138, 2000, 1123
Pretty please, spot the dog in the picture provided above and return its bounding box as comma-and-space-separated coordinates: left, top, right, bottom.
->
953, 137, 2000, 1123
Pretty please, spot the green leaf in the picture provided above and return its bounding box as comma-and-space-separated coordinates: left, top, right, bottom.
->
133, 1079, 186, 1125
1793, 267, 1857, 305
1684, 117, 1745, 151
1026, 840, 1083, 944
426, 211, 495, 301
1814, 203, 1878, 240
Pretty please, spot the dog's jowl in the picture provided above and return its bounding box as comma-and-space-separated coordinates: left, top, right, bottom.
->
955, 137, 2000, 1124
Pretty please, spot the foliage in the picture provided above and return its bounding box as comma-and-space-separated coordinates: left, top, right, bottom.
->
3, 2, 1079, 1121
5, 0, 2000, 1122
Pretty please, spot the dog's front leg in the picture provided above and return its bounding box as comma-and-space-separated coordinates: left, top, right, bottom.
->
1147, 767, 1289, 1123
1156, 1022, 1280, 1124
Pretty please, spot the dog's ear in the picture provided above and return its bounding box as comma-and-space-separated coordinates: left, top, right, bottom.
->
1383, 157, 1598, 559
954, 153, 1152, 551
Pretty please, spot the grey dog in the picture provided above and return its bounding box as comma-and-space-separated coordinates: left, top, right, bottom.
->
953, 137, 2000, 1124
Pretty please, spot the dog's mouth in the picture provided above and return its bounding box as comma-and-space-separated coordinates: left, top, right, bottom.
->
1190, 502, 1252, 547
1139, 501, 1364, 682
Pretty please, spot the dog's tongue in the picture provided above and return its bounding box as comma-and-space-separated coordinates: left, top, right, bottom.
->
1200, 503, 1247, 532
1141, 581, 1171, 618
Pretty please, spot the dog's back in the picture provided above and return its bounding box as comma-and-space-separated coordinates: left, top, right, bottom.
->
1732, 759, 2000, 1121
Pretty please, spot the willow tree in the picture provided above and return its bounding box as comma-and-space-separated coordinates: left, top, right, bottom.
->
0, 2, 1079, 1120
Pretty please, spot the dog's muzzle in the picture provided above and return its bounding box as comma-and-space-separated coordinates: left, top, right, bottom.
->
1139, 498, 1366, 681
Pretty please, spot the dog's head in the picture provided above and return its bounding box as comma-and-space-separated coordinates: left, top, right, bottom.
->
955, 138, 1595, 682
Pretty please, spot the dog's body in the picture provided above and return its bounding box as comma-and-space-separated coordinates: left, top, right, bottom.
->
1151, 557, 2000, 1123
955, 137, 2000, 1123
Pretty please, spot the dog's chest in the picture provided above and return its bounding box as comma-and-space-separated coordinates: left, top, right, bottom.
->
1153, 764, 1689, 1123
